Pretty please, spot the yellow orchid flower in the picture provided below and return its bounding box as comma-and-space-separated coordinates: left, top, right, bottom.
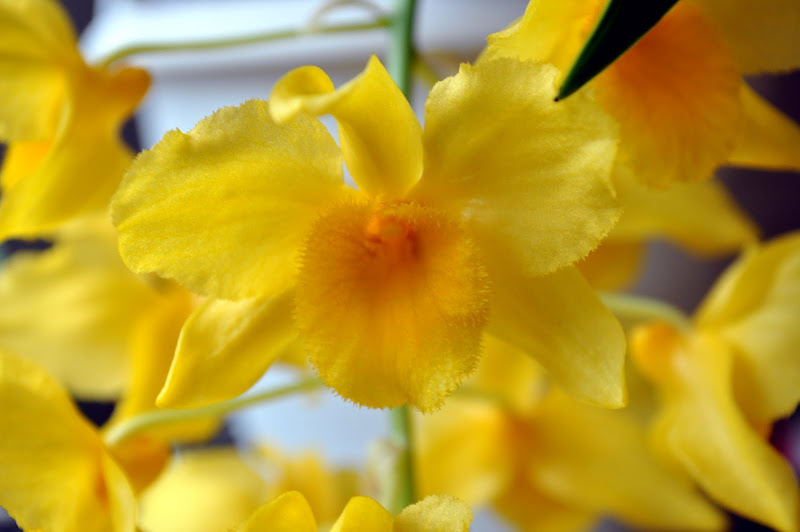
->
235, 490, 471, 532
111, 55, 626, 412
0, 351, 138, 532
631, 231, 800, 532
417, 336, 727, 532
0, 0, 149, 239
139, 446, 358, 532
484, 0, 800, 188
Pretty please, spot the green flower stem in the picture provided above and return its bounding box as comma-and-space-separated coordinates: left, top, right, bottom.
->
389, 405, 416, 513
103, 377, 323, 447
97, 16, 392, 69
600, 292, 692, 332
386, 0, 418, 514
387, 0, 417, 97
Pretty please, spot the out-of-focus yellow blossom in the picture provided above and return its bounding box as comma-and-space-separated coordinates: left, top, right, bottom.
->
485, 0, 769, 289
0, 0, 149, 239
417, 336, 727, 532
0, 222, 227, 530
0, 343, 229, 531
578, 170, 758, 290
0, 215, 163, 399
253, 446, 360, 528
105, 277, 220, 444
139, 446, 358, 532
0, 213, 219, 441
0, 351, 137, 532
236, 490, 472, 532
631, 232, 800, 532
112, 55, 626, 411
139, 448, 272, 532
484, 0, 800, 188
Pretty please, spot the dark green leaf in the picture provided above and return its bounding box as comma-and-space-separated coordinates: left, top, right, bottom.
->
556, 0, 679, 101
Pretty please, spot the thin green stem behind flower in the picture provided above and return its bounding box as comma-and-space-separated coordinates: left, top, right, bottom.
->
103, 377, 322, 447
97, 17, 392, 69
600, 292, 692, 332
385, 0, 418, 514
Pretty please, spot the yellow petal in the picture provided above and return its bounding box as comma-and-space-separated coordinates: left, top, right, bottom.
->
157, 290, 297, 408
330, 496, 393, 532
632, 325, 800, 532
580, 159, 757, 289
692, 0, 800, 73
270, 55, 422, 198
529, 390, 727, 531
394, 494, 472, 532
112, 99, 350, 300
487, 264, 626, 408
415, 398, 515, 507
0, 215, 163, 399
727, 83, 800, 171
140, 448, 270, 532
237, 491, 317, 532
487, 1, 746, 187
494, 477, 597, 532
0, 0, 79, 141
253, 446, 357, 526
0, 351, 135, 532
0, 66, 150, 239
0, 0, 77, 62
412, 59, 619, 276
295, 200, 489, 411
108, 285, 220, 443
577, 242, 646, 291
469, 334, 548, 415
101, 452, 138, 532
696, 232, 800, 422
610, 168, 758, 255
0, 141, 51, 190
482, 0, 602, 74
107, 435, 170, 495
592, 2, 742, 187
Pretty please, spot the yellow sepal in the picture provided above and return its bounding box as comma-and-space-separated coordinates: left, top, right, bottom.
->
271, 55, 423, 198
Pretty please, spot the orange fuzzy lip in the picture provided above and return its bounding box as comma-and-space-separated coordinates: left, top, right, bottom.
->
295, 199, 489, 411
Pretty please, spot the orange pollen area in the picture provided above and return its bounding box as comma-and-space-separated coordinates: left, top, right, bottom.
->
630, 321, 685, 383
364, 212, 418, 266
93, 462, 110, 510
109, 435, 170, 494
295, 199, 491, 410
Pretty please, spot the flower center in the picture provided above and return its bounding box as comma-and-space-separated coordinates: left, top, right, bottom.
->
295, 199, 490, 411
364, 211, 417, 267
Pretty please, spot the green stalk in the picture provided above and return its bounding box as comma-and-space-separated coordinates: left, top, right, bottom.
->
97, 17, 392, 69
389, 405, 416, 512
386, 0, 418, 514
387, 0, 417, 97
600, 292, 692, 332
103, 377, 322, 447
